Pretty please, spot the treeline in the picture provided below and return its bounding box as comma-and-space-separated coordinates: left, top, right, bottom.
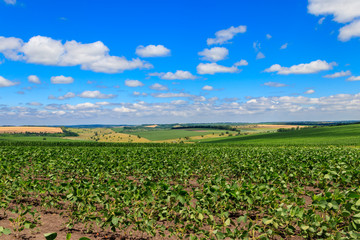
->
172, 125, 238, 131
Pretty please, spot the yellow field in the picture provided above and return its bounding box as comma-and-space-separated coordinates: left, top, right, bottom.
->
0, 127, 63, 134
64, 128, 151, 143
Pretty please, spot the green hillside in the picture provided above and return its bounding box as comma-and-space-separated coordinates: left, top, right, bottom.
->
200, 123, 360, 145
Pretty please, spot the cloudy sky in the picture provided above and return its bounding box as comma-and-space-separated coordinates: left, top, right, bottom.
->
1, 0, 360, 125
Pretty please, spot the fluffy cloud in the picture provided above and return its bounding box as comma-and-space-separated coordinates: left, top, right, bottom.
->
264, 60, 336, 75
27, 102, 42, 106
150, 70, 197, 80
264, 82, 288, 87
308, 0, 360, 41
234, 59, 248, 66
113, 107, 136, 113
323, 70, 351, 78
0, 36, 152, 73
202, 85, 214, 91
347, 76, 360, 81
48, 92, 76, 100
266, 34, 272, 39
152, 92, 193, 98
304, 89, 315, 94
5, 92, 360, 124
125, 79, 144, 87
197, 63, 239, 75
28, 75, 40, 84
339, 20, 360, 41
207, 25, 247, 45
149, 83, 168, 91
50, 75, 74, 84
0, 36, 23, 60
198, 47, 228, 62
79, 90, 116, 99
133, 91, 147, 96
22, 36, 65, 65
135, 45, 170, 57
0, 76, 18, 87
280, 43, 288, 50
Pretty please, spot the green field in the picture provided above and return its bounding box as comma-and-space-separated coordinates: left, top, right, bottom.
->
0, 143, 360, 239
0, 136, 73, 142
114, 128, 236, 141
200, 123, 360, 145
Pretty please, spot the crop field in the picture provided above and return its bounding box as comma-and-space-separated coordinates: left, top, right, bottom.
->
200, 124, 360, 145
0, 127, 63, 134
0, 143, 360, 239
115, 128, 237, 141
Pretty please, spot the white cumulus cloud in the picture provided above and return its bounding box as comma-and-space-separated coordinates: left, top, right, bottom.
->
266, 34, 272, 39
339, 20, 360, 41
234, 59, 248, 66
264, 82, 288, 87
149, 83, 168, 91
28, 75, 41, 84
198, 47, 228, 62
347, 76, 360, 81
0, 76, 18, 87
150, 70, 197, 80
264, 60, 336, 75
202, 85, 214, 91
79, 90, 116, 99
197, 63, 239, 75
308, 0, 360, 41
323, 70, 351, 78
0, 35, 152, 73
125, 79, 144, 87
50, 75, 74, 84
304, 89, 315, 94
48, 92, 76, 100
135, 45, 170, 57
207, 25, 247, 45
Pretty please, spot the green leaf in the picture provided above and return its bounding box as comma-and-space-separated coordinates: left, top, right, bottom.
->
356, 199, 360, 206
44, 232, 58, 240
342, 211, 351, 217
111, 216, 119, 226
79, 238, 91, 240
349, 192, 360, 198
198, 213, 204, 221
2, 228, 11, 235
224, 218, 231, 226
301, 225, 309, 231
66, 233, 72, 240
263, 218, 273, 225
353, 213, 360, 218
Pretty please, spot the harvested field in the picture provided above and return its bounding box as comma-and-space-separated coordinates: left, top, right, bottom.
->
0, 127, 63, 134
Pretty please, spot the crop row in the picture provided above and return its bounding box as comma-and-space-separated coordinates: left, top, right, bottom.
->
0, 145, 360, 239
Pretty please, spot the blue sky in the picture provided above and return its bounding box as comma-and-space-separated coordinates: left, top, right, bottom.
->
1, 0, 360, 125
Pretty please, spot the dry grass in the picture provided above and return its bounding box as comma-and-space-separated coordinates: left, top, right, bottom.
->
0, 127, 63, 134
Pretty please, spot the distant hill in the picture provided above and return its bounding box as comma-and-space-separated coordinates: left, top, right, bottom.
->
200, 123, 360, 145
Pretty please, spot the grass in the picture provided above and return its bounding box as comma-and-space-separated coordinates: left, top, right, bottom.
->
199, 123, 360, 145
